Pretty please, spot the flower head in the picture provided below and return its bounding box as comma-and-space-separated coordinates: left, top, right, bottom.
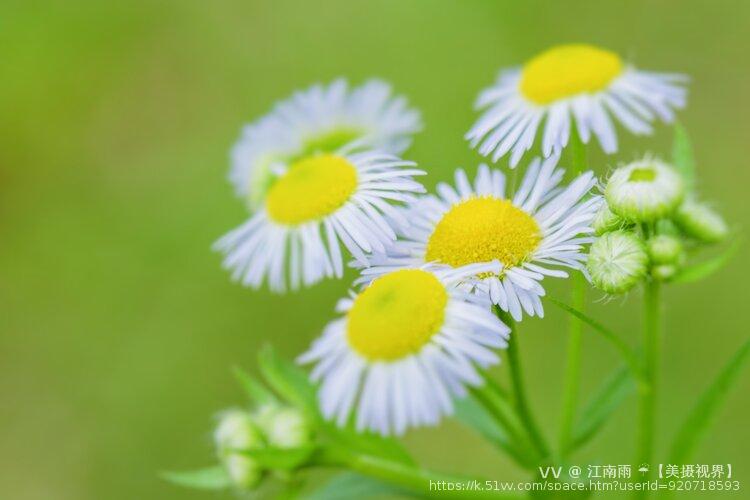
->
675, 197, 729, 243
214, 151, 425, 292
605, 158, 684, 222
298, 265, 510, 435
467, 44, 687, 166
231, 79, 421, 208
255, 405, 312, 449
646, 234, 684, 265
361, 156, 600, 320
214, 410, 263, 489
587, 230, 648, 294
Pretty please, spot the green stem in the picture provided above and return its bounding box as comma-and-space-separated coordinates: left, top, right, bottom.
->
499, 308, 550, 460
558, 127, 588, 459
469, 375, 539, 469
558, 276, 584, 457
635, 279, 661, 498
313, 446, 516, 499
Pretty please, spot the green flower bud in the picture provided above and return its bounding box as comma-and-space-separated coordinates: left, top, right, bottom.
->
605, 159, 684, 223
652, 264, 678, 281
647, 235, 683, 265
674, 198, 729, 243
587, 231, 648, 294
256, 406, 312, 449
214, 410, 263, 489
593, 204, 630, 235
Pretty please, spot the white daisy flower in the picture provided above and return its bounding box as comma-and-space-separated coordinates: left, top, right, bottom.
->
467, 44, 688, 166
360, 156, 601, 321
214, 151, 425, 292
231, 79, 422, 208
298, 265, 510, 436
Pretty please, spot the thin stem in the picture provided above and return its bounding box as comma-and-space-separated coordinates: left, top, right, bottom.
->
635, 279, 661, 498
469, 375, 540, 469
312, 446, 514, 499
558, 277, 584, 457
498, 308, 550, 460
558, 127, 588, 458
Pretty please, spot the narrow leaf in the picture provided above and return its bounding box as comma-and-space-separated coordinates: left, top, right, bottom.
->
454, 394, 534, 468
237, 444, 316, 470
323, 422, 415, 465
233, 365, 278, 406
571, 366, 635, 451
672, 239, 740, 284
161, 466, 230, 490
669, 338, 750, 463
548, 297, 641, 379
672, 122, 696, 191
303, 472, 408, 500
258, 345, 317, 413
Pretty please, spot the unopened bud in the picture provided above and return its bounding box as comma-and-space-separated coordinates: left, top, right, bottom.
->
605, 159, 684, 223
587, 231, 648, 294
647, 235, 684, 265
214, 410, 263, 489
675, 198, 729, 243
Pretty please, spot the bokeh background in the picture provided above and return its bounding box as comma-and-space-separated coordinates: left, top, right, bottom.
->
1, 0, 748, 498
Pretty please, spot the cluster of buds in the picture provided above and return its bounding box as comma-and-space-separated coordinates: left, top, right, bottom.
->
214, 405, 312, 490
587, 157, 728, 295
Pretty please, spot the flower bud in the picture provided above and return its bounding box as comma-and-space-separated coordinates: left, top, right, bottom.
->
652, 264, 678, 281
605, 159, 684, 223
587, 231, 648, 294
646, 235, 683, 265
593, 204, 630, 235
674, 198, 729, 243
256, 406, 312, 449
214, 410, 263, 489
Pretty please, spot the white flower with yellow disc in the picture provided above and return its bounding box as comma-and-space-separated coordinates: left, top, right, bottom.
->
298, 265, 510, 436
214, 151, 425, 292
467, 44, 687, 166
361, 156, 600, 320
231, 79, 421, 209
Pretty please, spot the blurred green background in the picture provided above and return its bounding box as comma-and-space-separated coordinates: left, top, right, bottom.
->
1, 0, 748, 498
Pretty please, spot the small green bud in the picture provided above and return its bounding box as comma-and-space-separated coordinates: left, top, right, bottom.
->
605, 159, 684, 223
652, 264, 678, 281
593, 204, 630, 235
674, 198, 729, 243
257, 406, 312, 449
214, 410, 263, 489
587, 231, 649, 294
647, 235, 684, 265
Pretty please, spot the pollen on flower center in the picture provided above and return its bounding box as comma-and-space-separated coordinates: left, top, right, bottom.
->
520, 44, 623, 105
266, 154, 357, 225
425, 197, 541, 269
347, 269, 448, 361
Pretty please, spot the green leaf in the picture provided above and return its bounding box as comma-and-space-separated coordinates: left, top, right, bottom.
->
303, 472, 409, 500
258, 345, 317, 413
237, 444, 317, 470
672, 239, 740, 284
454, 393, 534, 468
669, 338, 750, 463
548, 298, 641, 380
233, 365, 279, 406
323, 422, 415, 465
571, 366, 635, 451
161, 465, 230, 490
671, 122, 696, 191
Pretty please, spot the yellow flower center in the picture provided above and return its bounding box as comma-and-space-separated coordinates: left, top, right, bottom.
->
425, 197, 541, 270
520, 44, 623, 105
265, 154, 357, 225
347, 269, 448, 361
